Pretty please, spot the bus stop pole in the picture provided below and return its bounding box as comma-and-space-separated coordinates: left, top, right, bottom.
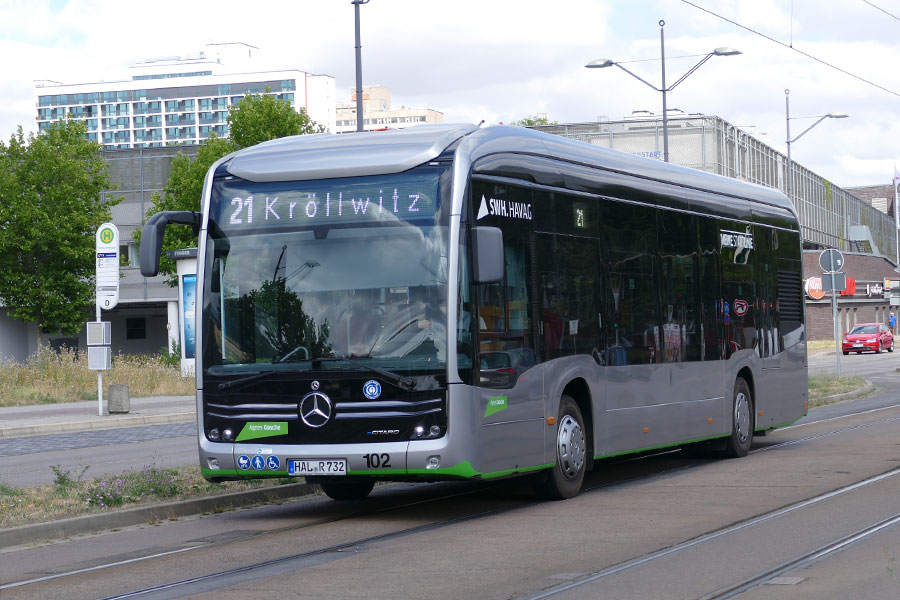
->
97, 303, 103, 416
832, 287, 841, 379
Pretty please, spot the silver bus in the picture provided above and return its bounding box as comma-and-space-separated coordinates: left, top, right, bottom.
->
140, 124, 808, 501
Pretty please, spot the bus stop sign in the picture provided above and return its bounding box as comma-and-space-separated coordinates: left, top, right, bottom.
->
96, 223, 120, 310
819, 248, 844, 273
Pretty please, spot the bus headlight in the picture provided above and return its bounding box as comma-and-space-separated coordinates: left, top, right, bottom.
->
208, 428, 221, 441
426, 455, 441, 469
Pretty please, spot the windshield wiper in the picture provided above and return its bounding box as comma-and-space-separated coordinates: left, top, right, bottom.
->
314, 356, 417, 391
217, 370, 274, 392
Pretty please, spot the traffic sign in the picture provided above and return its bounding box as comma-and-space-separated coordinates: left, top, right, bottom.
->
821, 272, 846, 292
819, 248, 844, 273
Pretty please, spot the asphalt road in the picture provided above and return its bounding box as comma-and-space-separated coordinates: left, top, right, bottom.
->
3, 380, 900, 599
808, 344, 900, 376
0, 423, 197, 488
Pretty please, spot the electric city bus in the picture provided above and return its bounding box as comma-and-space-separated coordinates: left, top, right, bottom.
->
140, 124, 808, 501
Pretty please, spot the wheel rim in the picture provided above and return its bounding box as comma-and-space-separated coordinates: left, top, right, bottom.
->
557, 415, 586, 479
734, 391, 750, 444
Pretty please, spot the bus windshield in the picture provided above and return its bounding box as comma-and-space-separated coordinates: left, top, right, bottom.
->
201, 168, 449, 378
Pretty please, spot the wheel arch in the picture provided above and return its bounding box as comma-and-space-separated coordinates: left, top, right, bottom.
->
736, 366, 756, 427
561, 377, 594, 466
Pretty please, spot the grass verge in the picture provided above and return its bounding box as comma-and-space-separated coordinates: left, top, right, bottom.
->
808, 373, 867, 406
0, 346, 194, 407
0, 464, 296, 529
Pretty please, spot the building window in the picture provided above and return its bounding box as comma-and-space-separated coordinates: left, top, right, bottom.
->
126, 318, 146, 340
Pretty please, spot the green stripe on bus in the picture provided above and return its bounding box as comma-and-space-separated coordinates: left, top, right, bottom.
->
595, 433, 730, 459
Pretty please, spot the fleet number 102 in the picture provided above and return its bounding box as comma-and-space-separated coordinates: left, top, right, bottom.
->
363, 453, 391, 468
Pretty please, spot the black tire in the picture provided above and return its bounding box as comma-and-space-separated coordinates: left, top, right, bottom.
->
536, 396, 587, 500
724, 378, 753, 458
876, 342, 882, 354
842, 351, 849, 356
318, 478, 375, 501
889, 344, 894, 353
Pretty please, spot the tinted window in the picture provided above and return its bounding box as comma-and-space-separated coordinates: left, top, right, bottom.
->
698, 218, 722, 360
469, 181, 537, 388
658, 211, 701, 362
720, 220, 757, 356
538, 234, 602, 361
601, 200, 660, 365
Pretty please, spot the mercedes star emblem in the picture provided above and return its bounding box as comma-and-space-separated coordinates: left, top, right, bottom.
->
299, 391, 332, 428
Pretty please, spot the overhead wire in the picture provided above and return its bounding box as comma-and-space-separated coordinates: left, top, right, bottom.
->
679, 0, 900, 99
860, 0, 900, 22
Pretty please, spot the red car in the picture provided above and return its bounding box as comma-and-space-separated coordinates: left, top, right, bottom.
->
841, 323, 894, 355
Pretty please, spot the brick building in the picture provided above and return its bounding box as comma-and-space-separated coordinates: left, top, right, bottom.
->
802, 250, 898, 340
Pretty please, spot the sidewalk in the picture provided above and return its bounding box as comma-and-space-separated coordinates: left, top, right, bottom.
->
0, 395, 195, 439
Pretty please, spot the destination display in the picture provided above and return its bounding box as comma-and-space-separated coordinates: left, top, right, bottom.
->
212, 172, 440, 231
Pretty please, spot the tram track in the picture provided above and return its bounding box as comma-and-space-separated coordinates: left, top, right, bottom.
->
4, 402, 899, 599
700, 511, 900, 599
521, 468, 900, 599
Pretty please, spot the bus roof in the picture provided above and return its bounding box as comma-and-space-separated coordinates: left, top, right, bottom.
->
220, 123, 794, 216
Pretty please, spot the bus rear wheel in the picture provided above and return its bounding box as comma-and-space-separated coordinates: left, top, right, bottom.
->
724, 378, 753, 458
318, 478, 375, 501
537, 395, 587, 500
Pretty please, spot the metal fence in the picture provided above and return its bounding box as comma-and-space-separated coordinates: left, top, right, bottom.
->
534, 116, 896, 261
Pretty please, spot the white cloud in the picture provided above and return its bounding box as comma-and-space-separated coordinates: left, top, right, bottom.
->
2, 0, 899, 187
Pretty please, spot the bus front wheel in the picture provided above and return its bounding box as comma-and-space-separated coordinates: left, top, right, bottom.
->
724, 378, 753, 458
317, 478, 375, 501
537, 395, 587, 500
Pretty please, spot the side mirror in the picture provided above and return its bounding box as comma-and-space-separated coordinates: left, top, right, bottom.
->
472, 226, 504, 284
139, 211, 199, 277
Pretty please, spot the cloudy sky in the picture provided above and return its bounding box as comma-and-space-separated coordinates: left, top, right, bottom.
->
2, 0, 899, 188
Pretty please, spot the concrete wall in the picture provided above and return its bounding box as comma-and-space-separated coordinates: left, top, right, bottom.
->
0, 312, 37, 363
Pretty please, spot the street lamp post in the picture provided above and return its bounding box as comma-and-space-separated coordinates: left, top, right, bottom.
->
352, 0, 370, 133
586, 20, 740, 162
784, 88, 848, 206
783, 89, 848, 376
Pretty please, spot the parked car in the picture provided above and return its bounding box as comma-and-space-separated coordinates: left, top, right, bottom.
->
841, 323, 894, 355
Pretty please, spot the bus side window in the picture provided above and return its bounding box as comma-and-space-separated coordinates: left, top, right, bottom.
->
601, 200, 660, 366
658, 211, 701, 363
538, 234, 601, 362
469, 181, 537, 389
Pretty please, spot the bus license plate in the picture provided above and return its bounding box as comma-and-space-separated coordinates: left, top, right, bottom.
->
288, 459, 347, 476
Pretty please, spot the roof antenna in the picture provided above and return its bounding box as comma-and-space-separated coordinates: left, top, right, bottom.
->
476, 120, 485, 128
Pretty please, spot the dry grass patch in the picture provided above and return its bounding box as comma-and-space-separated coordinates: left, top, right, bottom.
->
0, 346, 194, 407
0, 464, 293, 529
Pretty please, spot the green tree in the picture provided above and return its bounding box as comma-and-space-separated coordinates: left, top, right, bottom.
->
0, 121, 118, 344
511, 113, 558, 127
142, 91, 326, 283
139, 136, 234, 285
227, 90, 326, 149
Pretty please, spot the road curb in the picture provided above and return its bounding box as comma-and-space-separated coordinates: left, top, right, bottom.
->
0, 412, 195, 439
0, 482, 318, 550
